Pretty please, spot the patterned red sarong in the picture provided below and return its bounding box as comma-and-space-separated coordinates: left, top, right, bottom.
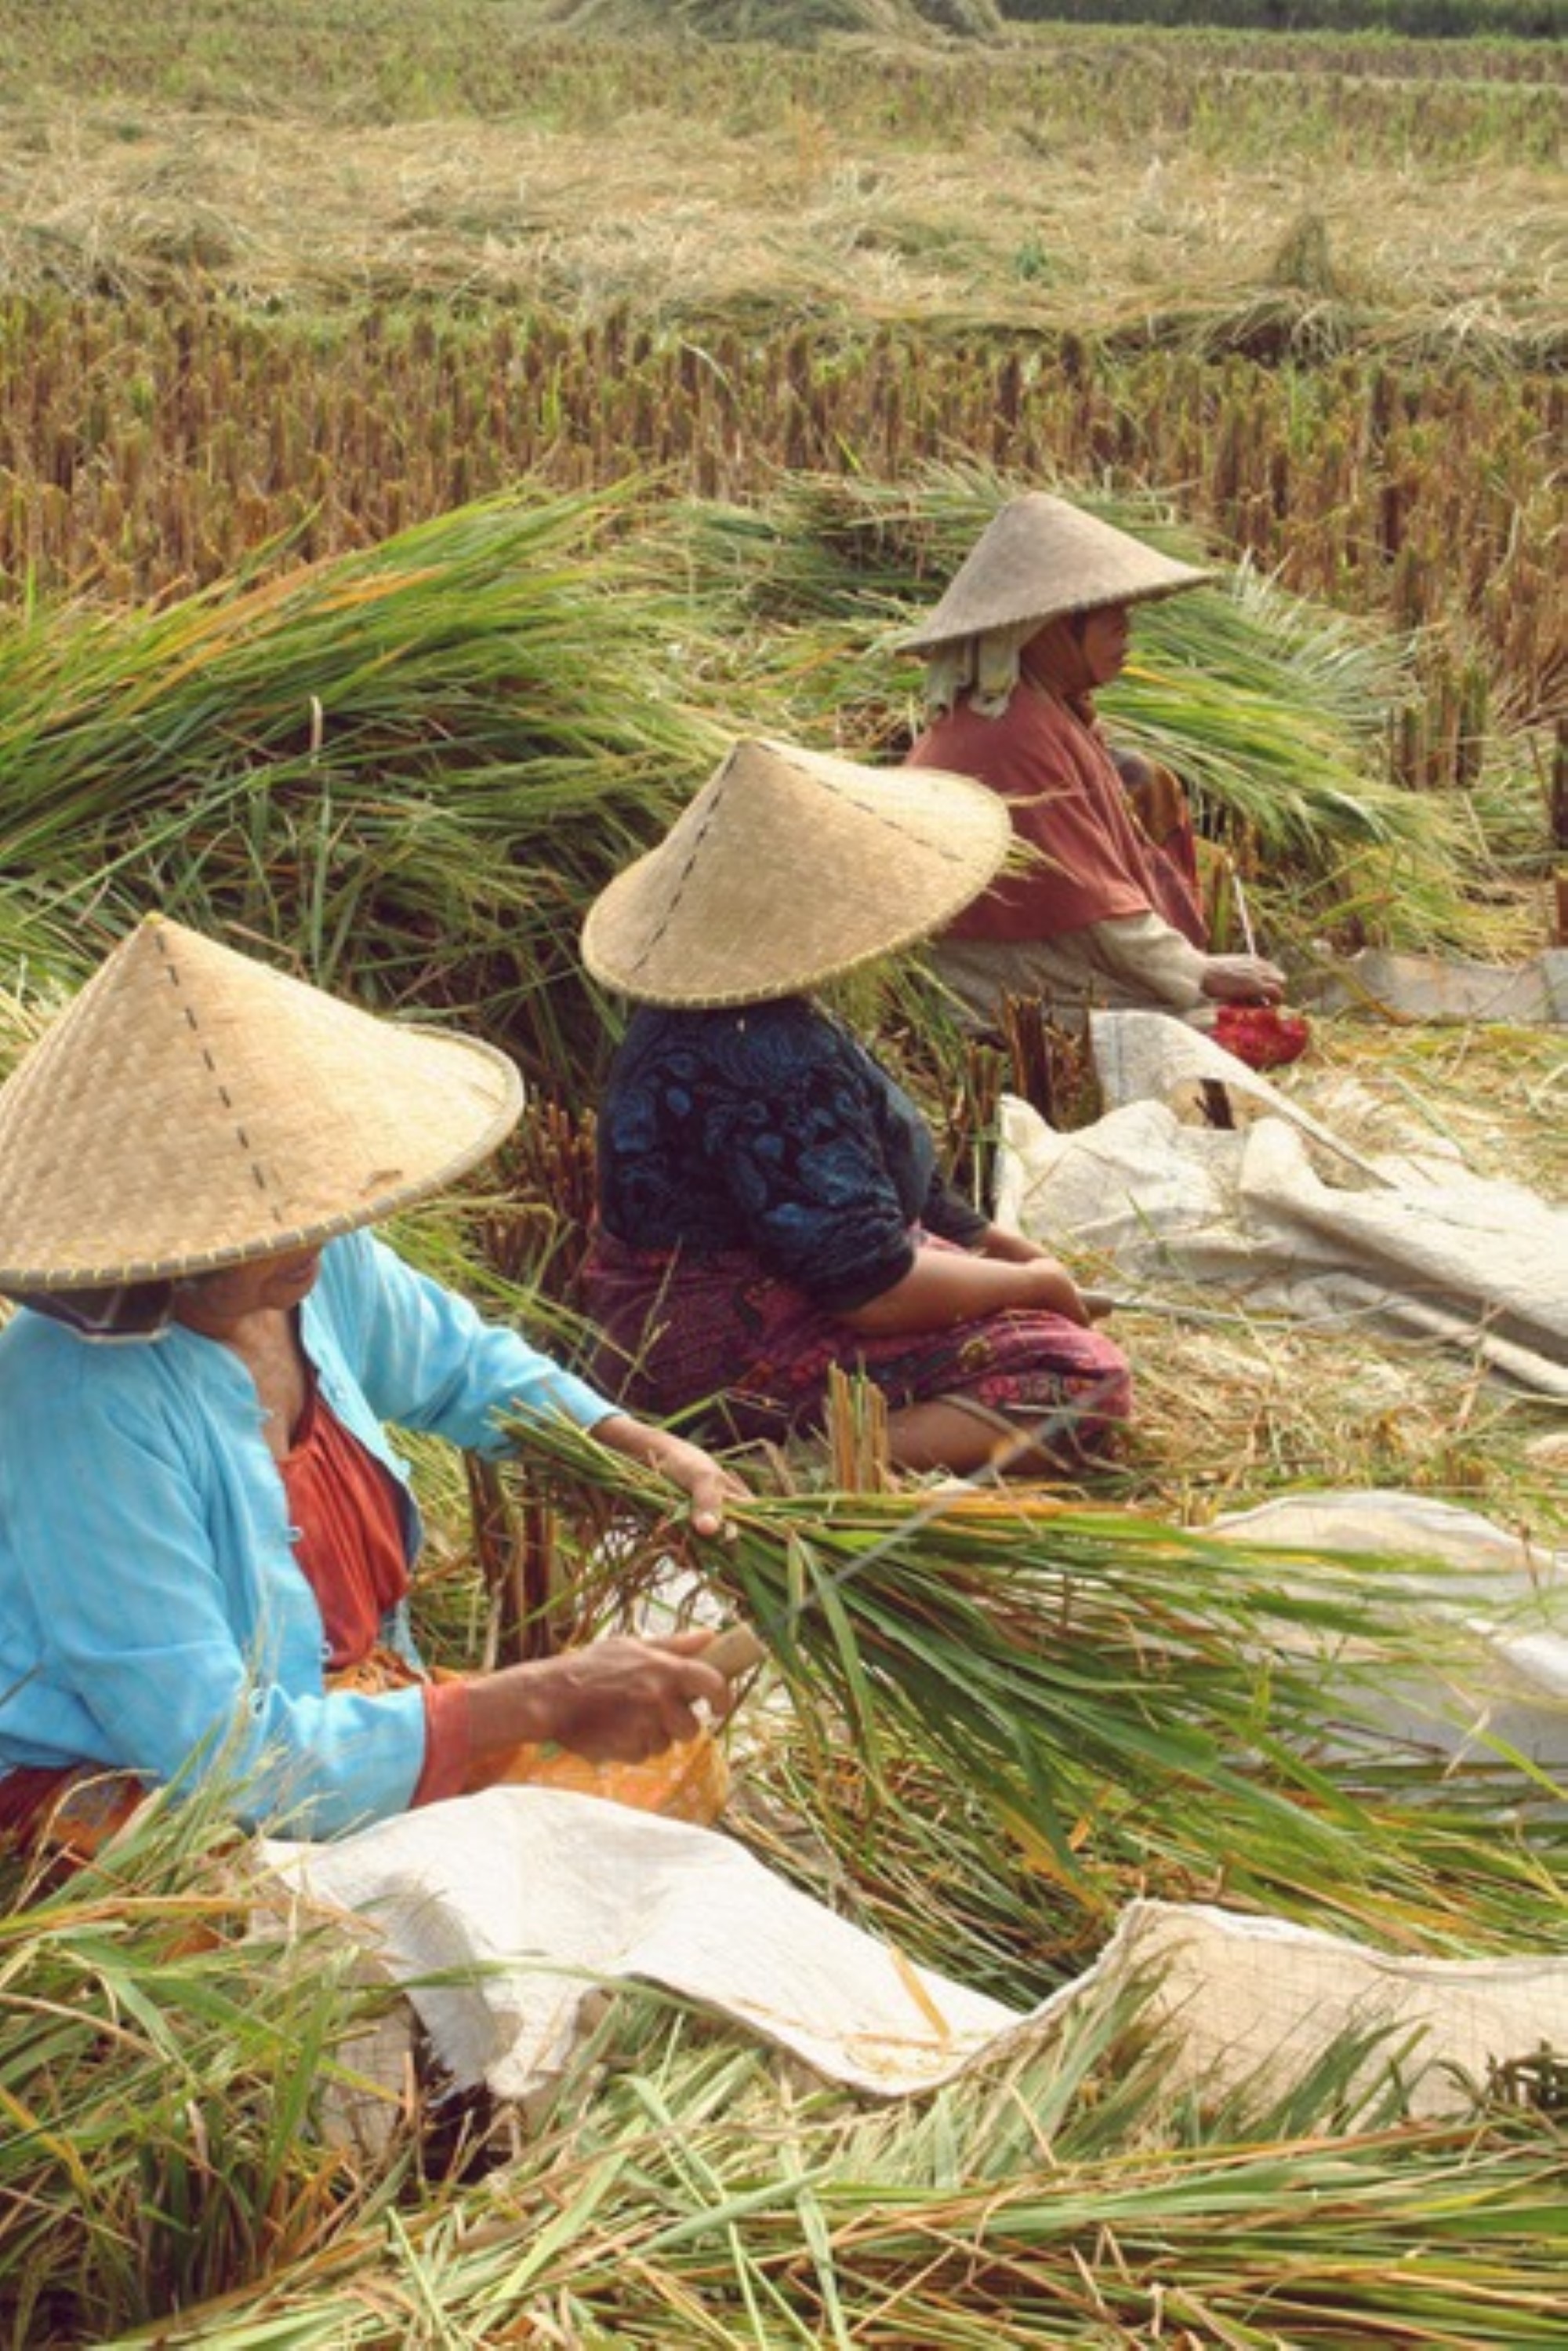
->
583, 1229, 1131, 1464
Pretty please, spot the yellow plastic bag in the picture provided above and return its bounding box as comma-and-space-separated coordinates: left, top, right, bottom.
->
331, 1646, 730, 1827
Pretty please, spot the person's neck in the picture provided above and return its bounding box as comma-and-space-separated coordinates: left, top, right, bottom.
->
1023, 663, 1096, 721
173, 1297, 291, 1348
176, 1300, 310, 1453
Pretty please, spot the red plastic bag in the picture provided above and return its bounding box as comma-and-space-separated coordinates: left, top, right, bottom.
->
1213, 1003, 1311, 1071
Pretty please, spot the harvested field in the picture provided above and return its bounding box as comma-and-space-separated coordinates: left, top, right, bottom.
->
0, 3, 1564, 2344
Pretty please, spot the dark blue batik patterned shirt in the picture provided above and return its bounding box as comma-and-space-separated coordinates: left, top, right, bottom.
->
594, 997, 988, 1314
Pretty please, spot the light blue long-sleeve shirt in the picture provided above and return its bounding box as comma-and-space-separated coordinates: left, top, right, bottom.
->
0, 1229, 616, 1837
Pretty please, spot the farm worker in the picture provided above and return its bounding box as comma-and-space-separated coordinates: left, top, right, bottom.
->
579, 736, 1131, 1477
0, 916, 744, 1861
899, 492, 1287, 1030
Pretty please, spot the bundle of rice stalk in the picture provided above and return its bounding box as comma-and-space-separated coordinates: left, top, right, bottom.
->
481, 2068, 1568, 2347
512, 1415, 1568, 1962
0, 1791, 393, 2347
0, 489, 724, 1096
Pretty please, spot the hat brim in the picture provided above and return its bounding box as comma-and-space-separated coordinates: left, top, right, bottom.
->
897, 568, 1214, 658
895, 492, 1216, 658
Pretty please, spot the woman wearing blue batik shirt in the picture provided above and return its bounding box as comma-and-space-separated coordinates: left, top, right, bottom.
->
582, 739, 1132, 1479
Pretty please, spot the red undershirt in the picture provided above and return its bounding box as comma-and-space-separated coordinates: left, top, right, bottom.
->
279, 1379, 470, 1805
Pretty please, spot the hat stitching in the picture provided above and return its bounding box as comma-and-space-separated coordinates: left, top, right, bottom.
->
825, 780, 978, 863
621, 774, 726, 979
154, 926, 289, 1230
622, 750, 979, 979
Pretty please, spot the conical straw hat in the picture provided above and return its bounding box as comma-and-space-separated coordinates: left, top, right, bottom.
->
581, 736, 1012, 1008
898, 492, 1214, 656
0, 914, 524, 1292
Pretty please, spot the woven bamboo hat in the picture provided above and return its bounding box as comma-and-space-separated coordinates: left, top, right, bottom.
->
0, 914, 524, 1292
581, 736, 1011, 1008
898, 492, 1214, 656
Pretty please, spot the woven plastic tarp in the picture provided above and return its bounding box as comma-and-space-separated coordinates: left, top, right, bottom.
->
263, 1500, 1568, 2116
993, 1009, 1568, 1396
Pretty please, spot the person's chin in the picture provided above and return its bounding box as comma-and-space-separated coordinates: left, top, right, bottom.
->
274, 1259, 322, 1300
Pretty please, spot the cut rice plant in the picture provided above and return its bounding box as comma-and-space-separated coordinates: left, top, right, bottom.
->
79, 1975, 1568, 2348
0, 1789, 405, 2348
508, 1414, 1568, 1969
3, 1630, 1565, 2346
0, 488, 724, 1096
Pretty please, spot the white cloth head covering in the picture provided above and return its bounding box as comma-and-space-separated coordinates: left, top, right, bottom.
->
920, 618, 1040, 718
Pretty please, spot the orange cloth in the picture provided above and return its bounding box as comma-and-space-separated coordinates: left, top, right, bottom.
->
280, 1381, 411, 1669
330, 1650, 729, 1828
470, 1728, 729, 1826
908, 681, 1206, 947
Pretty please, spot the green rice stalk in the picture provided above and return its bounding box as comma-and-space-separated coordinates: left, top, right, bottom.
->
0, 1790, 405, 2346
0, 488, 724, 1097
508, 1414, 1568, 1967
94, 1982, 1568, 2349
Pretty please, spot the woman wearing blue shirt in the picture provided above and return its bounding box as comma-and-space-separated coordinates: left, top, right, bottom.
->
0, 916, 739, 1855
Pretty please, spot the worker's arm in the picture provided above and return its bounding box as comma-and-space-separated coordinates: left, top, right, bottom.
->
838, 1245, 1089, 1335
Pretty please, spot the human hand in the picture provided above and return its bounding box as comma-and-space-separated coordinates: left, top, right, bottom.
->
976, 1223, 1050, 1266
476, 1630, 734, 1765
1200, 954, 1287, 1006
594, 1415, 748, 1539
1007, 1255, 1091, 1327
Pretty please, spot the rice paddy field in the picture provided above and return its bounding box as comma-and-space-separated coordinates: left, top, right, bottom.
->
0, 1, 1565, 2342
